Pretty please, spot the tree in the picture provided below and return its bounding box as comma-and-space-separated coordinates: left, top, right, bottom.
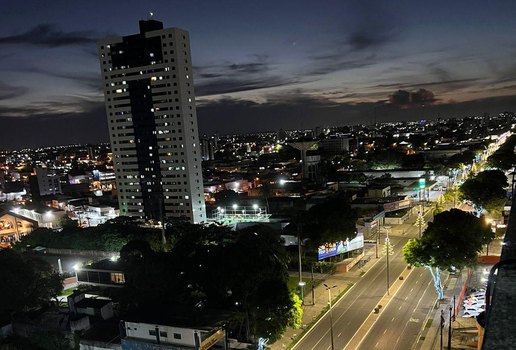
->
486, 134, 516, 170
0, 250, 63, 323
58, 215, 78, 230
301, 196, 358, 249
460, 170, 508, 213
120, 223, 296, 343
403, 209, 493, 299
288, 293, 303, 329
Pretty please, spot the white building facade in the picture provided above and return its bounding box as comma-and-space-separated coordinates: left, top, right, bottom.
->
98, 20, 206, 223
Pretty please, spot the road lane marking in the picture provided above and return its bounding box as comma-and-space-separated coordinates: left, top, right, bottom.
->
338, 332, 342, 338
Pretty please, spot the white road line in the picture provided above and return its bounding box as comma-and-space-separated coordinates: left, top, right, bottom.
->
338, 332, 342, 338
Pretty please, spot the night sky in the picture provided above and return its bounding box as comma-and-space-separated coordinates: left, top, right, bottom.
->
1, 0, 516, 149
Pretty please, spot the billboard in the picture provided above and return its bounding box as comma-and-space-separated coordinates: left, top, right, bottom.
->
317, 232, 364, 260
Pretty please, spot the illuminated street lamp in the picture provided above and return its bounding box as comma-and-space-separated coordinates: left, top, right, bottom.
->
298, 281, 306, 305
73, 263, 81, 286
324, 283, 338, 350
232, 204, 238, 216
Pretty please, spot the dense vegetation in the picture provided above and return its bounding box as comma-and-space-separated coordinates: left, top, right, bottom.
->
487, 134, 516, 170
118, 223, 299, 342
460, 169, 508, 214
15, 217, 163, 252
403, 209, 493, 299
0, 250, 63, 325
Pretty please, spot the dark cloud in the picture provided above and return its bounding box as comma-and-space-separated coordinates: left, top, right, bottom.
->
25, 67, 102, 92
0, 82, 28, 100
347, 30, 395, 51
228, 62, 268, 74
194, 55, 295, 96
344, 1, 400, 51
0, 98, 102, 118
195, 55, 270, 78
390, 89, 436, 107
195, 76, 295, 96
0, 24, 97, 47
376, 78, 482, 90
305, 3, 398, 77
306, 54, 378, 76
197, 93, 516, 136
0, 101, 107, 149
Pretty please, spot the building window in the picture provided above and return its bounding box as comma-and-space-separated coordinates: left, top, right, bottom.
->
173, 333, 181, 339
111, 273, 125, 284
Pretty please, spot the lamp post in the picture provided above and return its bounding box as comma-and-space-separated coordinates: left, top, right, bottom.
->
297, 224, 304, 304
440, 309, 444, 350
311, 264, 315, 305
448, 305, 452, 349
73, 263, 81, 287
324, 284, 338, 350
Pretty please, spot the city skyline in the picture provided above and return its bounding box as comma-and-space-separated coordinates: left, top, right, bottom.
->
1, 0, 516, 148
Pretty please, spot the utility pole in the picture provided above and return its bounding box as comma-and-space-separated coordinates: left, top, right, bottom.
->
375, 225, 379, 258
324, 284, 337, 350
297, 224, 304, 305
311, 264, 315, 305
440, 310, 444, 350
453, 295, 456, 321
448, 305, 452, 349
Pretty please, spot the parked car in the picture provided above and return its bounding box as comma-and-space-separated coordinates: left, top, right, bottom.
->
463, 310, 482, 318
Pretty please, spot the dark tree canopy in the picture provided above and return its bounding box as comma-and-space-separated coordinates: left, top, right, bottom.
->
460, 170, 508, 212
403, 209, 494, 271
487, 134, 516, 170
15, 217, 164, 252
0, 250, 63, 324
301, 197, 358, 248
121, 224, 294, 342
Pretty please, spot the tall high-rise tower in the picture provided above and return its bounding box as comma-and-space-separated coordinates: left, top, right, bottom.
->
98, 19, 206, 224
